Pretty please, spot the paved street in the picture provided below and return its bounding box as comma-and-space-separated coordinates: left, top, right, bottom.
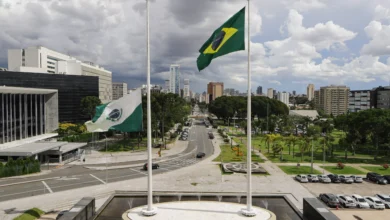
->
0, 119, 214, 202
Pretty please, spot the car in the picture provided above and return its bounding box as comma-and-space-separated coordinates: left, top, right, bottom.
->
143, 163, 159, 170
56, 210, 68, 220
307, 174, 319, 182
319, 193, 340, 207
375, 194, 390, 208
383, 175, 390, 183
208, 133, 214, 139
327, 174, 341, 183
364, 196, 385, 210
317, 175, 331, 183
339, 175, 353, 184
350, 175, 363, 183
367, 172, 388, 184
180, 136, 188, 141
351, 194, 370, 209
196, 152, 206, 158
295, 174, 309, 183
336, 194, 357, 208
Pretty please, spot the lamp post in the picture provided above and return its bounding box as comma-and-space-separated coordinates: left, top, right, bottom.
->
104, 134, 108, 184
311, 137, 314, 174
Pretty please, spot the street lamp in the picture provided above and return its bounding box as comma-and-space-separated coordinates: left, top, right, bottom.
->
310, 137, 314, 174
104, 133, 108, 184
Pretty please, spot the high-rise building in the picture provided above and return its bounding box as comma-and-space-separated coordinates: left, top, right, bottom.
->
112, 83, 128, 100
7, 46, 112, 103
318, 85, 349, 116
292, 90, 296, 96
165, 80, 170, 91
169, 64, 180, 94
207, 82, 224, 102
314, 90, 320, 109
348, 90, 371, 112
307, 84, 315, 101
256, 86, 262, 95
183, 79, 190, 98
267, 88, 273, 99
371, 86, 390, 109
277, 91, 289, 106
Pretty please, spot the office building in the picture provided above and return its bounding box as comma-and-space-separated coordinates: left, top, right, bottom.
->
277, 92, 289, 106
267, 88, 273, 99
314, 90, 320, 109
318, 85, 349, 116
141, 85, 162, 96
348, 90, 371, 112
112, 83, 128, 100
371, 86, 390, 109
165, 80, 170, 91
7, 46, 112, 103
207, 82, 224, 102
183, 79, 190, 98
256, 86, 262, 95
0, 71, 99, 122
307, 84, 314, 101
292, 90, 296, 96
169, 64, 180, 94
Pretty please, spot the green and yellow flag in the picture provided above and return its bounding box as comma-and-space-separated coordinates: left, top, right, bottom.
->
197, 7, 245, 71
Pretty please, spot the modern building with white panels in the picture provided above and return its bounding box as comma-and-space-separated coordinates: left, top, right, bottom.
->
183, 79, 190, 98
169, 64, 180, 94
277, 91, 289, 107
7, 46, 112, 103
112, 82, 128, 100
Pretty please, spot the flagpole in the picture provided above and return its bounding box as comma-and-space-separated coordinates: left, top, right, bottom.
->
241, 0, 256, 217
141, 0, 157, 216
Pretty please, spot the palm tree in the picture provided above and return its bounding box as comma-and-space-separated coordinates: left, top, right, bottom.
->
264, 134, 279, 153
299, 137, 311, 162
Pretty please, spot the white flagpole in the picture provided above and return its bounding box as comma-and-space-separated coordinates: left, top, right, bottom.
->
141, 0, 157, 216
242, 0, 256, 217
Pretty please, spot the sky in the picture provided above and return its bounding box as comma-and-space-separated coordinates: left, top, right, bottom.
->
1, 0, 390, 94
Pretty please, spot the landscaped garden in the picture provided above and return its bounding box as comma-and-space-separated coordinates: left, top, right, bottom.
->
278, 165, 322, 175
213, 144, 263, 163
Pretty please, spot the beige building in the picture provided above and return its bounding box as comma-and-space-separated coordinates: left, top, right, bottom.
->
267, 88, 273, 98
317, 85, 350, 116
207, 82, 224, 102
112, 82, 128, 100
314, 90, 320, 109
307, 84, 314, 101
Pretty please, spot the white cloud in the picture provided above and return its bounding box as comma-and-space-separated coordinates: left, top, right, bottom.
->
282, 0, 327, 12
374, 4, 390, 22
361, 20, 390, 56
268, 80, 282, 85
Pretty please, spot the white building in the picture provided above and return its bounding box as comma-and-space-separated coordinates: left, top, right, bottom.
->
277, 91, 289, 106
165, 80, 170, 92
267, 88, 273, 99
169, 64, 180, 94
7, 46, 112, 103
112, 82, 128, 100
183, 79, 190, 98
307, 84, 315, 101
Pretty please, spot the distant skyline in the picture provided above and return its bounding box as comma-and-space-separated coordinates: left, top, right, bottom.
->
2, 0, 390, 93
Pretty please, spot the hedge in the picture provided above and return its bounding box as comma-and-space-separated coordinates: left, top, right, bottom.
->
0, 158, 41, 178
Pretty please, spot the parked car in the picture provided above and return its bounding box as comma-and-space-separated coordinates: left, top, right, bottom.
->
180, 136, 188, 141
375, 194, 390, 208
295, 174, 309, 183
336, 194, 357, 208
327, 174, 341, 183
143, 163, 159, 170
367, 172, 388, 184
351, 194, 370, 209
364, 196, 385, 210
383, 175, 390, 183
339, 175, 353, 184
319, 193, 340, 207
350, 175, 363, 183
317, 175, 331, 183
208, 133, 214, 139
196, 152, 206, 158
307, 174, 319, 182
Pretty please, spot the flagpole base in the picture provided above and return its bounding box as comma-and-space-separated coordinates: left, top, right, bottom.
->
241, 208, 257, 217
140, 207, 157, 216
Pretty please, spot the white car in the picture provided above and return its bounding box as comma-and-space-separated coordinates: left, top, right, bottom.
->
317, 174, 331, 183
351, 194, 370, 209
307, 174, 319, 182
337, 194, 357, 208
295, 174, 309, 183
375, 194, 390, 209
350, 175, 363, 183
365, 196, 385, 210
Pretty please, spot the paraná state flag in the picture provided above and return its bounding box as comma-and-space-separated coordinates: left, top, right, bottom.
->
197, 7, 245, 71
85, 88, 143, 132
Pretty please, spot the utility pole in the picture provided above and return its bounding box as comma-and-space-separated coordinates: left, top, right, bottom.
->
311, 138, 314, 174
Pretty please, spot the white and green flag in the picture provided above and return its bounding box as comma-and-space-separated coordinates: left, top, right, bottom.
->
85, 88, 143, 132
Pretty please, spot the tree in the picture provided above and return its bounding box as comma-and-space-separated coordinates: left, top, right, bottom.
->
272, 142, 283, 157
80, 96, 102, 120
264, 134, 280, 153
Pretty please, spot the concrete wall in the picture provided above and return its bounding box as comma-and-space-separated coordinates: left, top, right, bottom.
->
7, 49, 22, 71
45, 92, 59, 133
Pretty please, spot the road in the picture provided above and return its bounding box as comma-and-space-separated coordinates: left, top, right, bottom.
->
0, 118, 214, 202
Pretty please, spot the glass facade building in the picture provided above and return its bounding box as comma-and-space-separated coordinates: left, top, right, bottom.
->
0, 71, 99, 122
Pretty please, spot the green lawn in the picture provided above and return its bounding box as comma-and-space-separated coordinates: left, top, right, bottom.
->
213, 144, 263, 162
101, 138, 148, 152
361, 166, 390, 175
278, 165, 322, 175
320, 166, 365, 175
14, 208, 44, 220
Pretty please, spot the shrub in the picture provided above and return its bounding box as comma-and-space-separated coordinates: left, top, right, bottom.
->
383, 164, 389, 170
337, 162, 345, 169
171, 133, 178, 139
212, 125, 218, 129
224, 138, 230, 143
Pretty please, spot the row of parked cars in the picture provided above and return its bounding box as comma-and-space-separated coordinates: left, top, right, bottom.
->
295, 174, 363, 183
319, 193, 390, 209
179, 128, 190, 141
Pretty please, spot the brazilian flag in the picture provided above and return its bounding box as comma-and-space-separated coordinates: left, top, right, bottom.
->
197, 7, 245, 71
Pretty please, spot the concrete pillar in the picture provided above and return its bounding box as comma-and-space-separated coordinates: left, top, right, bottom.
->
13, 94, 16, 141
24, 94, 27, 138
5, 94, 8, 143
34, 154, 38, 160
2, 94, 4, 144
59, 154, 62, 163
35, 94, 38, 136
30, 94, 32, 137
19, 94, 22, 140
40, 94, 43, 135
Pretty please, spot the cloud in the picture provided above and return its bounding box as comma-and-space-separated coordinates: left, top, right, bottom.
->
282, 0, 327, 12
361, 20, 390, 56
268, 80, 281, 85
374, 4, 390, 22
